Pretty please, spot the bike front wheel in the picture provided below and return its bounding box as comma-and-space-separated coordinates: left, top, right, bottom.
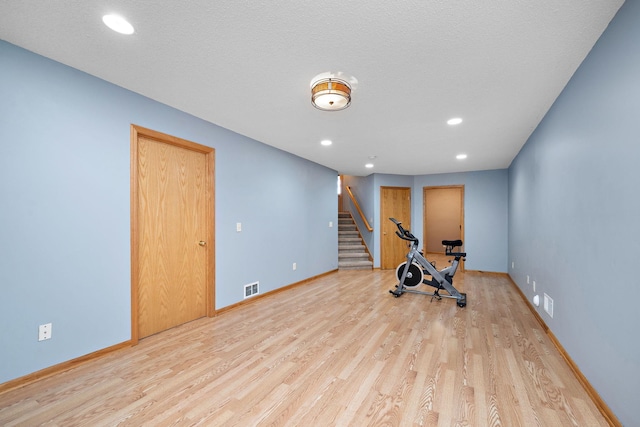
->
395, 262, 424, 287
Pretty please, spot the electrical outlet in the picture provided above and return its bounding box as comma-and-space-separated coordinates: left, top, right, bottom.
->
512, 261, 515, 269
527, 275, 529, 284
236, 222, 242, 232
532, 280, 536, 292
38, 323, 52, 341
293, 262, 297, 271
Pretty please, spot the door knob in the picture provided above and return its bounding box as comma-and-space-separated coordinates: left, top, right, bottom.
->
199, 241, 207, 246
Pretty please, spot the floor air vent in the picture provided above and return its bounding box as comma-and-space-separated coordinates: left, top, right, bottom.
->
543, 293, 554, 318
244, 281, 259, 299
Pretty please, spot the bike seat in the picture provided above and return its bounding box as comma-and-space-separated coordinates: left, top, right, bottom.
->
442, 239, 463, 247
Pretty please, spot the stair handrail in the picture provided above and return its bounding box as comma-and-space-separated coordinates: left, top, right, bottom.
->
345, 186, 373, 232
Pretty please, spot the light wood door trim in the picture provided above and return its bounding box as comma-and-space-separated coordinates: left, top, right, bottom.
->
423, 185, 464, 270
380, 186, 411, 269
130, 125, 215, 345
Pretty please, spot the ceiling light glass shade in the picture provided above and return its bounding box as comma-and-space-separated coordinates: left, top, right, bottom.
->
311, 78, 351, 111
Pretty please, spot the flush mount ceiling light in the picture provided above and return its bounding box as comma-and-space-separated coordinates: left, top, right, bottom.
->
447, 117, 463, 125
102, 14, 134, 35
311, 78, 351, 111
456, 154, 468, 160
320, 139, 332, 146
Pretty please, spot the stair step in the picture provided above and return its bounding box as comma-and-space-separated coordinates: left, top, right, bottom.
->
339, 252, 369, 260
338, 260, 373, 270
339, 239, 362, 245
337, 212, 371, 270
338, 244, 365, 252
339, 249, 369, 256
338, 226, 357, 232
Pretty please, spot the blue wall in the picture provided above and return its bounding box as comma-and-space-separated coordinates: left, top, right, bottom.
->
343, 170, 508, 272
413, 170, 508, 273
0, 41, 338, 384
508, 1, 639, 424
2, 2, 637, 419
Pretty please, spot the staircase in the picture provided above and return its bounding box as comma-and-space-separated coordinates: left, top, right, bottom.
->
338, 212, 373, 270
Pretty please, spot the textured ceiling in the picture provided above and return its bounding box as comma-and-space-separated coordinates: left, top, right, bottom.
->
0, 0, 624, 176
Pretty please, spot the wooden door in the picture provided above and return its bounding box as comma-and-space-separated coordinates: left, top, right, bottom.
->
131, 125, 215, 342
380, 187, 411, 269
423, 185, 464, 259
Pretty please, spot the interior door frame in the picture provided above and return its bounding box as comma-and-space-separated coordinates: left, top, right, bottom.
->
130, 124, 215, 345
423, 185, 464, 270
380, 186, 412, 269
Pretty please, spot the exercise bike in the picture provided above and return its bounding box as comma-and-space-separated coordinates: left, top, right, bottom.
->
388, 218, 467, 308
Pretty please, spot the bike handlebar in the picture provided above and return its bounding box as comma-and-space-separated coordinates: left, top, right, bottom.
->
389, 218, 418, 243
389, 218, 465, 257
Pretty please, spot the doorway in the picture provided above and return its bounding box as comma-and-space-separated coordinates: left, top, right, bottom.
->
380, 186, 411, 269
130, 125, 215, 343
423, 186, 464, 268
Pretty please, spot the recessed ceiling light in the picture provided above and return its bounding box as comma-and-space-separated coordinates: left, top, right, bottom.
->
102, 14, 135, 35
320, 139, 332, 146
365, 163, 374, 168
447, 117, 463, 125
456, 154, 467, 160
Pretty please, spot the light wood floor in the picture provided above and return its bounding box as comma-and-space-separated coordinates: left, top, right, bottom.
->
0, 269, 608, 426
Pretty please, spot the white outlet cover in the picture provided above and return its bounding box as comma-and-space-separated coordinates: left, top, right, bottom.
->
38, 323, 52, 341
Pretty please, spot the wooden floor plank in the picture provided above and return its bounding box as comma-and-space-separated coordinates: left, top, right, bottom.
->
0, 269, 610, 426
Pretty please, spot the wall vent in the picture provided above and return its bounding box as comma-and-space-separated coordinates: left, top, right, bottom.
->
244, 281, 259, 299
543, 293, 554, 318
